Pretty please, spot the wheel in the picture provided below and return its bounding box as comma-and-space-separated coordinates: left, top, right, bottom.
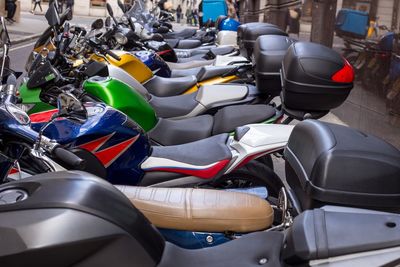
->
212, 160, 284, 198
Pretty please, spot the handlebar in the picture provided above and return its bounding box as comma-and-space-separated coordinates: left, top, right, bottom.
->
105, 50, 121, 61
52, 146, 86, 170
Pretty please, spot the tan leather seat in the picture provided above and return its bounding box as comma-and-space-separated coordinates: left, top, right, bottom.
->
116, 186, 274, 233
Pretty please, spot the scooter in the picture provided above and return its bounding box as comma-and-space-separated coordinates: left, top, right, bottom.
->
2, 170, 400, 267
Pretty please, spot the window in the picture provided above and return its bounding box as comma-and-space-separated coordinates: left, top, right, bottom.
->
91, 0, 106, 7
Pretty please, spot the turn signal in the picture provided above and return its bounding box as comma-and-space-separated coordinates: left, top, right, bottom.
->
331, 59, 354, 83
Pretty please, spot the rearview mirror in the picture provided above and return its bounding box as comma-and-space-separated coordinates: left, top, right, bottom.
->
106, 3, 114, 17
45, 2, 61, 27
0, 17, 10, 46
57, 93, 88, 122
91, 19, 104, 30
105, 17, 111, 28
118, 0, 126, 12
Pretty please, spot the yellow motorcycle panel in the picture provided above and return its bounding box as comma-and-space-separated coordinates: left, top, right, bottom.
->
183, 75, 239, 94
91, 51, 153, 83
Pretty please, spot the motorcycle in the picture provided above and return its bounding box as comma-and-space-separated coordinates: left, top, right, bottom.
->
20, 37, 354, 150
1, 170, 400, 266
29, 4, 246, 95
111, 1, 239, 63
115, 117, 400, 249
20, 57, 283, 147
341, 30, 394, 95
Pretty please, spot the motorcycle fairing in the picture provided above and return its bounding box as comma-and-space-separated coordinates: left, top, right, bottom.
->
134, 50, 172, 78
19, 83, 55, 114
159, 229, 233, 249
30, 103, 151, 185
90, 50, 153, 83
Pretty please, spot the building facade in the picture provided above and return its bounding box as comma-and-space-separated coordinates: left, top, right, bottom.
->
19, 0, 133, 16
240, 0, 400, 31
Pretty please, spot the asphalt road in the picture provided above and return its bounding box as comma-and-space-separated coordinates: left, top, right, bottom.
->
9, 40, 36, 77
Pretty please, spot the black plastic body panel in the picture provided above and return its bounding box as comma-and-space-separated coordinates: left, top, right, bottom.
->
238, 23, 287, 59
284, 120, 400, 212
281, 42, 353, 114
237, 22, 274, 44
0, 171, 165, 267
283, 206, 400, 264
253, 35, 296, 96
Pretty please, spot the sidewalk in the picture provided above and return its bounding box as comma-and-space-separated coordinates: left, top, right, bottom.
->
297, 22, 345, 50
7, 11, 94, 44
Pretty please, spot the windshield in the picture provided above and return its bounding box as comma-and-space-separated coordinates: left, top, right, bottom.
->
125, 0, 158, 30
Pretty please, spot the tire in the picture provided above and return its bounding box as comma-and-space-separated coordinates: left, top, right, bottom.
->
212, 160, 284, 198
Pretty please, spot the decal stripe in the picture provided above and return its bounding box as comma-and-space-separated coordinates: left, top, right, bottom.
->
144, 159, 230, 179
235, 148, 282, 169
9, 168, 18, 174
157, 49, 173, 56
94, 135, 139, 167
29, 109, 58, 123
79, 133, 114, 152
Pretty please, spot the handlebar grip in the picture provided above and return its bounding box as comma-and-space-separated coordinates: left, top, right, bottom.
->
106, 50, 121, 61
53, 147, 86, 170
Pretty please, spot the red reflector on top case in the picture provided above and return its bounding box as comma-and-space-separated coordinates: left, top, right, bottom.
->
331, 59, 354, 83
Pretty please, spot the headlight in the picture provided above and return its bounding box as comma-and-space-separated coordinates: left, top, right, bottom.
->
121, 16, 129, 25
115, 32, 128, 45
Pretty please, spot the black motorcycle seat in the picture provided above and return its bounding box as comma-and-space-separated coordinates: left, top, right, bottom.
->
149, 115, 214, 146
170, 65, 237, 81
210, 46, 236, 56
149, 92, 199, 118
163, 28, 197, 39
148, 105, 276, 146
176, 39, 202, 49
177, 54, 208, 63
159, 231, 283, 267
196, 65, 237, 81
212, 104, 277, 134
170, 67, 202, 78
149, 133, 231, 166
175, 46, 236, 63
165, 38, 180, 48
167, 59, 215, 69
144, 75, 197, 97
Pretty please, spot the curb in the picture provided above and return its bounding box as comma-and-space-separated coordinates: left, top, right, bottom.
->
11, 33, 42, 45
